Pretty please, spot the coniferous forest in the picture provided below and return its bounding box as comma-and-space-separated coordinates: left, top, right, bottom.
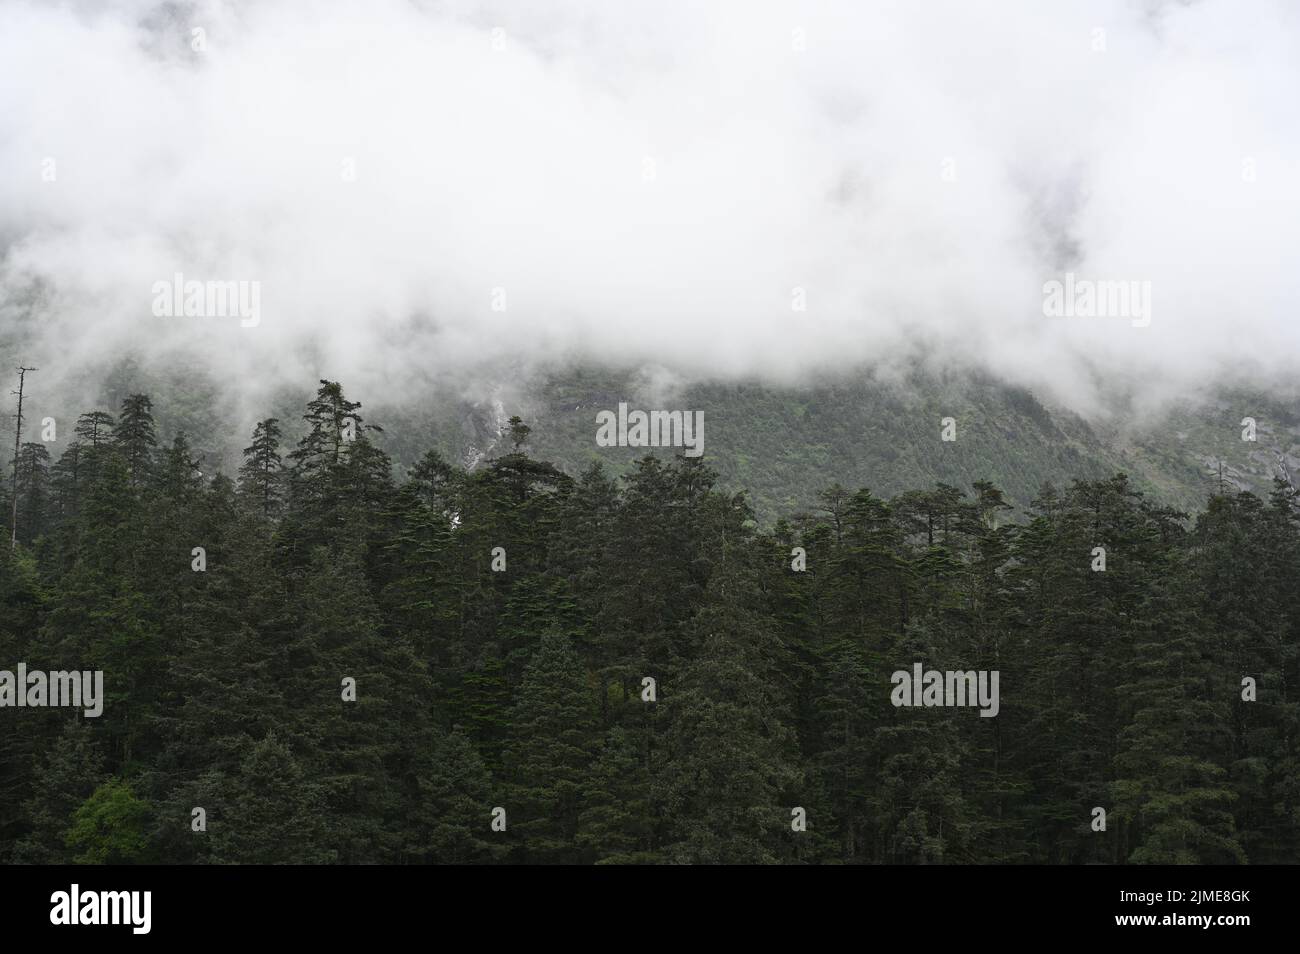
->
2, 380, 1298, 866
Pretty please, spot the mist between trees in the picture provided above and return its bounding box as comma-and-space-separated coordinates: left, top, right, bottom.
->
1, 380, 1296, 864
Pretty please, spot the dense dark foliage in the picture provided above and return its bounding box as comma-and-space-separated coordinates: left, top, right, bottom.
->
2, 381, 1298, 864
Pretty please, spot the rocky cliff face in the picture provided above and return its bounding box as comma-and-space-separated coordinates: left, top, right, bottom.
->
460, 392, 510, 472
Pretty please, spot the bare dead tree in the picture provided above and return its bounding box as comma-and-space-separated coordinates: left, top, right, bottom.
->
11, 366, 37, 548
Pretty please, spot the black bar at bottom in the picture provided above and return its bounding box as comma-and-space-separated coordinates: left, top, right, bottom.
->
0, 863, 1286, 941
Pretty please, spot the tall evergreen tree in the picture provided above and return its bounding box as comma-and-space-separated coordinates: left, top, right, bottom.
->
238, 418, 285, 518
113, 394, 157, 487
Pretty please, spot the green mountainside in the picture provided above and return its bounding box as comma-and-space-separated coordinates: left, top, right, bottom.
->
371, 368, 1300, 522
18, 359, 1300, 524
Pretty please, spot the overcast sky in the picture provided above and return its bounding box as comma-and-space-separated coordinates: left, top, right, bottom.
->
1, 0, 1297, 416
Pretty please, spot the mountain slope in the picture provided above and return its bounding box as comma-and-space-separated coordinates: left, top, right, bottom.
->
17, 359, 1299, 524
373, 367, 1300, 522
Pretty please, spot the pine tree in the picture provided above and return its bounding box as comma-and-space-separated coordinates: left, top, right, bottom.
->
1113, 546, 1244, 864
285, 380, 392, 556
657, 561, 803, 864
578, 726, 659, 864
75, 411, 115, 449
113, 394, 157, 487
11, 720, 107, 863
207, 732, 336, 864
282, 546, 431, 863
14, 442, 51, 544
504, 632, 596, 863
409, 728, 504, 864
238, 418, 285, 518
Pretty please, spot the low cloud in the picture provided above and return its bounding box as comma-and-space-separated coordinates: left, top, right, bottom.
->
1, 0, 1298, 419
